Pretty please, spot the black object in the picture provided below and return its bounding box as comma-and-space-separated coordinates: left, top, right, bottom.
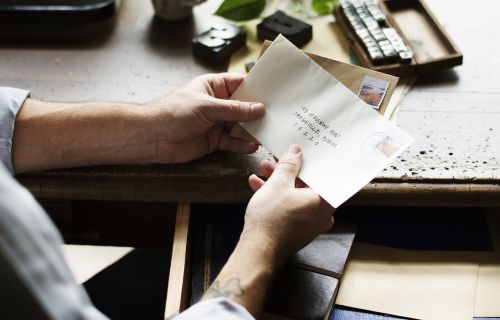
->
257, 10, 312, 47
0, 0, 116, 22
0, 0, 117, 42
192, 22, 246, 64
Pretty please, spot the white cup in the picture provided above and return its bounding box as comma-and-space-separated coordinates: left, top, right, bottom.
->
153, 0, 193, 21
152, 0, 196, 21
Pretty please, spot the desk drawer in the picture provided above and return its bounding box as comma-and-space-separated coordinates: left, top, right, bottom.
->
42, 200, 177, 246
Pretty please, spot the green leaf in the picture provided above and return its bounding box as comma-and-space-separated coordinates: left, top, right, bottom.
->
215, 0, 266, 21
311, 0, 338, 16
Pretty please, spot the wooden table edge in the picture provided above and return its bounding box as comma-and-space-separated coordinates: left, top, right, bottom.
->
17, 173, 500, 207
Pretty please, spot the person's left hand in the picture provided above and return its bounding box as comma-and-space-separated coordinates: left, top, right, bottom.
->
147, 73, 265, 164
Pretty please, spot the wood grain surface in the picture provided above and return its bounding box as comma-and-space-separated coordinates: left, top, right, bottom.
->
2, 0, 499, 206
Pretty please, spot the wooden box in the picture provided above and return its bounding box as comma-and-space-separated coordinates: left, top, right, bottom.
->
334, 0, 463, 76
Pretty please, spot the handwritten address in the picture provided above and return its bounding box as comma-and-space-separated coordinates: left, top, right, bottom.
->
292, 106, 341, 148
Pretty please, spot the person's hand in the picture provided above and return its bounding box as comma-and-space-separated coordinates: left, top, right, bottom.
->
198, 145, 333, 317
243, 144, 334, 266
147, 73, 264, 164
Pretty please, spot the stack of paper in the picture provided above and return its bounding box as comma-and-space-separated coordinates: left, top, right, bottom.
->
231, 35, 414, 208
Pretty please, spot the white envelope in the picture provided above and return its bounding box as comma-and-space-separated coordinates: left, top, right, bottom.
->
232, 35, 414, 208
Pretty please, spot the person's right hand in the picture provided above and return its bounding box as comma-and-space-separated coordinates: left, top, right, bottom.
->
197, 145, 333, 317
242, 144, 334, 266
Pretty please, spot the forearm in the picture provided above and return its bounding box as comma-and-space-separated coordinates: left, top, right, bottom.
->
202, 230, 280, 318
12, 98, 156, 173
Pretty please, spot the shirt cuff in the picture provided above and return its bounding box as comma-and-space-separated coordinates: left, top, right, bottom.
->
0, 87, 30, 175
173, 297, 254, 320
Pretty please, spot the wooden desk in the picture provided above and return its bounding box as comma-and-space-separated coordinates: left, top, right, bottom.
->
2, 0, 499, 206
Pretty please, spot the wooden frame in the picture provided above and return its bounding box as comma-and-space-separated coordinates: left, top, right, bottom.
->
17, 168, 500, 207
164, 203, 192, 319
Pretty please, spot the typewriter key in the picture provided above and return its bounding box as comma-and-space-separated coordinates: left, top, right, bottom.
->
398, 51, 413, 63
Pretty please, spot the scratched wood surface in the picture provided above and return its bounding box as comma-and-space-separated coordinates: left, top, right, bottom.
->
2, 0, 499, 206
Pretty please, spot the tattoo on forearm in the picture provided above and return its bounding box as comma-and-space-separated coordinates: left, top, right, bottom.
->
205, 277, 245, 299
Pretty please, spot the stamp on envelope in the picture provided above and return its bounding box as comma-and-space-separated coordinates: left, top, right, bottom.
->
363, 132, 400, 157
358, 76, 390, 109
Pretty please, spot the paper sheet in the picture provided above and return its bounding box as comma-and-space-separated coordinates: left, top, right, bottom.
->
228, 16, 350, 74
62, 245, 133, 283
231, 35, 414, 208
475, 263, 500, 317
385, 76, 417, 123
474, 210, 500, 317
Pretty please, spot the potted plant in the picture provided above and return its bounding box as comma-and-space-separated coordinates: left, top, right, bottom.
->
214, 0, 339, 21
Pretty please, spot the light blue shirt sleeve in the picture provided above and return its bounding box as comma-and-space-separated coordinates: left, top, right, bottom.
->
0, 87, 30, 174
173, 297, 255, 320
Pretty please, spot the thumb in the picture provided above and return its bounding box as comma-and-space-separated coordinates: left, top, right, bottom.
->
202, 98, 265, 123
268, 144, 303, 187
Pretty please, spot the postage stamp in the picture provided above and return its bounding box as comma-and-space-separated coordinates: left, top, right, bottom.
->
358, 76, 390, 109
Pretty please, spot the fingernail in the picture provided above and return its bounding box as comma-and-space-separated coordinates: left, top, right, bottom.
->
288, 144, 301, 156
251, 103, 265, 116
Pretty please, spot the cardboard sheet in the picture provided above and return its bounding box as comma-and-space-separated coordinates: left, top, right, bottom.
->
336, 242, 479, 320
230, 35, 413, 208
337, 241, 500, 320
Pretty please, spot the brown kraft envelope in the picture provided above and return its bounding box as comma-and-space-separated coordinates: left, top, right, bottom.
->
231, 40, 400, 143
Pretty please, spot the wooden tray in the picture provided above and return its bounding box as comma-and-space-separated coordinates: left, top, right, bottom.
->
334, 0, 463, 76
